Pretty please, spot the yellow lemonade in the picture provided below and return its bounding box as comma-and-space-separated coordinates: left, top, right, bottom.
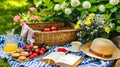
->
4, 43, 18, 52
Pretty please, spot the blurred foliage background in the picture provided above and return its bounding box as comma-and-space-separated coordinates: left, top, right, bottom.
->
0, 0, 33, 34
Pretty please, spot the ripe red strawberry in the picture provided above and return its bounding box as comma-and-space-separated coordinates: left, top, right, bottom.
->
62, 48, 68, 52
29, 54, 34, 59
51, 26, 57, 31
35, 49, 39, 54
28, 45, 34, 49
39, 50, 44, 55
33, 53, 38, 57
22, 46, 27, 49
41, 47, 46, 52
29, 51, 33, 56
57, 48, 62, 52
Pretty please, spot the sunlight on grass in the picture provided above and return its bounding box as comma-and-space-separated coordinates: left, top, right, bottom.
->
2, 0, 30, 9
0, 0, 33, 34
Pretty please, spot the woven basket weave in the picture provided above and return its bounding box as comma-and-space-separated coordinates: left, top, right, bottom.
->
115, 59, 120, 67
26, 22, 78, 46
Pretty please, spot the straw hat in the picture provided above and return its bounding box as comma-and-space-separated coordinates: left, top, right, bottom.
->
81, 38, 120, 60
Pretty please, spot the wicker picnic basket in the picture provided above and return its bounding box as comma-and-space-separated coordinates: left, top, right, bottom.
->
26, 22, 78, 46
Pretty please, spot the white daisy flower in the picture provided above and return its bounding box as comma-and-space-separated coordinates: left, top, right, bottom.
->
99, 5, 106, 12
65, 8, 72, 15
82, 1, 91, 9
71, 0, 80, 7
54, 4, 61, 11
109, 0, 119, 6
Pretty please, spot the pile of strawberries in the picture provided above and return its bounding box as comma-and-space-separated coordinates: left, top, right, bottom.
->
22, 45, 50, 59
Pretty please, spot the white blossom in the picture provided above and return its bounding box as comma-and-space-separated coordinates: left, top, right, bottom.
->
82, 1, 91, 9
71, 0, 80, 7
60, 2, 67, 9
65, 8, 72, 15
99, 5, 106, 12
54, 4, 61, 11
109, 0, 119, 6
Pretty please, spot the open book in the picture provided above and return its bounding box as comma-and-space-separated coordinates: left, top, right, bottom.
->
40, 52, 83, 67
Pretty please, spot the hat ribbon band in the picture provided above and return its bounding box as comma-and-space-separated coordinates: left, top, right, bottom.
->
89, 49, 112, 58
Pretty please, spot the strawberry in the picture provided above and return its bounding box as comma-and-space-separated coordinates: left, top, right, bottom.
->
29, 54, 34, 59
35, 49, 39, 54
39, 50, 44, 55
22, 46, 27, 49
57, 48, 62, 52
28, 45, 34, 49
29, 51, 33, 56
33, 53, 38, 57
41, 47, 46, 52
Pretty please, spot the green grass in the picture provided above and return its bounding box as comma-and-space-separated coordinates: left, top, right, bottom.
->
0, 0, 34, 34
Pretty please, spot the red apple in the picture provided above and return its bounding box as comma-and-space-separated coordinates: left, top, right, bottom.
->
44, 28, 50, 32
51, 26, 57, 31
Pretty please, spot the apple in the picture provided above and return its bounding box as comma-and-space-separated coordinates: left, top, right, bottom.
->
51, 26, 57, 31
44, 28, 50, 32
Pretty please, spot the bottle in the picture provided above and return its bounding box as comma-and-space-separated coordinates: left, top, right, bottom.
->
4, 29, 18, 52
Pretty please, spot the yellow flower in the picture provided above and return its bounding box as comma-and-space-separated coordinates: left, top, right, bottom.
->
77, 20, 82, 25
104, 27, 110, 34
74, 25, 79, 30
89, 13, 95, 18
85, 19, 91, 25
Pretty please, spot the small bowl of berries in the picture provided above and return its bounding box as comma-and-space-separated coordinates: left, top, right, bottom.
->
55, 47, 69, 53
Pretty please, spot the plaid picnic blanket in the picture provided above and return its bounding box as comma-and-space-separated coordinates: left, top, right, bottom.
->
0, 35, 114, 67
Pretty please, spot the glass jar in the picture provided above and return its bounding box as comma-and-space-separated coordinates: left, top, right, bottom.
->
4, 29, 18, 52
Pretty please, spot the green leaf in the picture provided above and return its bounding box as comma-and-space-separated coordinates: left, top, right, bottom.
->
89, 0, 100, 3
101, 33, 109, 38
110, 7, 118, 13
53, 0, 64, 4
105, 3, 113, 9
77, 7, 84, 11
117, 20, 120, 24
116, 26, 120, 32
88, 6, 98, 12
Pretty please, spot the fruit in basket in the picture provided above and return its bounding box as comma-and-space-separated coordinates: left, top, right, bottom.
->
44, 28, 50, 32
51, 26, 57, 31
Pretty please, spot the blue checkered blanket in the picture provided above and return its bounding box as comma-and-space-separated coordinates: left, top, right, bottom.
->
0, 35, 114, 67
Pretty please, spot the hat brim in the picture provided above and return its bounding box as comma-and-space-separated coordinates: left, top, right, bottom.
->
81, 42, 120, 60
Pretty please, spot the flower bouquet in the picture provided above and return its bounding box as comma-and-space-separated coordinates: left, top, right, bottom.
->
74, 13, 114, 41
